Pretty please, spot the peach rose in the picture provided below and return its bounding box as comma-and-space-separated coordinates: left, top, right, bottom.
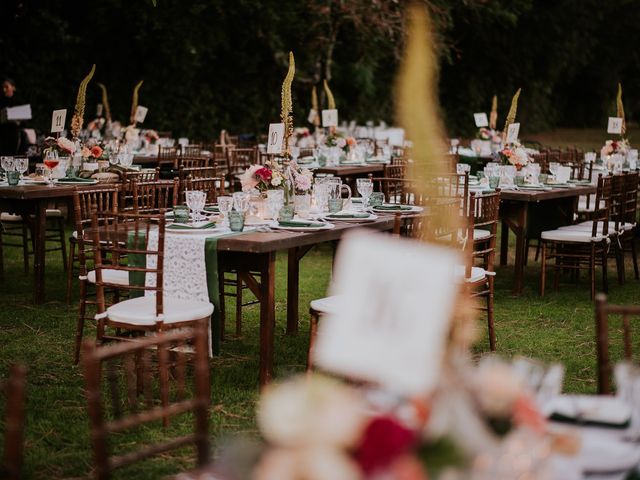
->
91, 145, 103, 158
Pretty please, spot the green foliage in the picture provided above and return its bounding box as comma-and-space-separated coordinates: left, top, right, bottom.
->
0, 0, 638, 139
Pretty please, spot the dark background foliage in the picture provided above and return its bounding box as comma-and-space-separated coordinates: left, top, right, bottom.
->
1, 0, 638, 140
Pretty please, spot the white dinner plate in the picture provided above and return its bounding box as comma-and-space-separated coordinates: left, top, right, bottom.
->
21, 179, 48, 185
545, 395, 632, 427
577, 430, 640, 474
272, 222, 335, 232
323, 212, 378, 222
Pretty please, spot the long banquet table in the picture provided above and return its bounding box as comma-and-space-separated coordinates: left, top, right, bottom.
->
498, 184, 597, 295
216, 216, 396, 386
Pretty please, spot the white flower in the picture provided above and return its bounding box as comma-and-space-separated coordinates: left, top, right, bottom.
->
336, 137, 347, 149
271, 175, 282, 187
239, 164, 262, 192
253, 447, 361, 480
474, 359, 524, 417
257, 375, 368, 449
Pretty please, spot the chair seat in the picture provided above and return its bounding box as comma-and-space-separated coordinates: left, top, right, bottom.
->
558, 221, 626, 234
87, 269, 130, 286
541, 229, 605, 243
106, 296, 213, 326
1, 212, 22, 222
453, 265, 488, 283
310, 295, 342, 315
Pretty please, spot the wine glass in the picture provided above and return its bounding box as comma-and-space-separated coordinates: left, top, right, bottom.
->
14, 157, 28, 178
1, 156, 15, 176
43, 150, 59, 187
233, 191, 250, 214
185, 190, 207, 224
217, 195, 233, 228
356, 178, 373, 210
450, 138, 460, 154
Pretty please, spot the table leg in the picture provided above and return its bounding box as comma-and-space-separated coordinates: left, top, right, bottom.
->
259, 252, 276, 388
512, 204, 529, 295
32, 200, 47, 304
500, 220, 509, 266
286, 248, 299, 335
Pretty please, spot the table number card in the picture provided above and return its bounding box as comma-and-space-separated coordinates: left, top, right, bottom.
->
322, 109, 338, 127
607, 117, 623, 135
307, 109, 318, 124
506, 122, 520, 144
96, 103, 103, 117
314, 230, 460, 395
134, 106, 148, 123
266, 123, 285, 154
51, 109, 67, 133
474, 112, 489, 128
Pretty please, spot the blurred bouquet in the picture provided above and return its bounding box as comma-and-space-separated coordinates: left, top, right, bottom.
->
142, 129, 160, 144
293, 127, 315, 148
80, 138, 105, 161
601, 138, 631, 158
476, 128, 502, 144
43, 136, 77, 156
325, 132, 357, 153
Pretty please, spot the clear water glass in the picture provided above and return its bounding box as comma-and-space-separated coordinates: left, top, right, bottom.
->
232, 191, 250, 214
217, 195, 233, 227
185, 190, 207, 223
1, 156, 15, 174
14, 157, 28, 177
356, 178, 373, 209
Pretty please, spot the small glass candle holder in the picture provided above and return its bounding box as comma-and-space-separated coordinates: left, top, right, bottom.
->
173, 204, 190, 223
228, 210, 245, 232
278, 204, 295, 221
327, 198, 343, 213
489, 176, 501, 189
369, 192, 385, 207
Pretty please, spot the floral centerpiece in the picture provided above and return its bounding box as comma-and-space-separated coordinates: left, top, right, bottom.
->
292, 127, 314, 148
142, 129, 159, 144
499, 142, 529, 170
43, 136, 77, 156
476, 127, 502, 144
325, 132, 357, 153
80, 140, 105, 162
600, 138, 631, 158
289, 161, 313, 195
239, 162, 285, 192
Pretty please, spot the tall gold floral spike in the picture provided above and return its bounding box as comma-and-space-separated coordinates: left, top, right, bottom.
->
396, 3, 454, 238
311, 86, 320, 127
70, 64, 96, 139
280, 51, 295, 157
616, 83, 626, 136
323, 79, 336, 110
489, 94, 498, 130
97, 83, 112, 123
130, 80, 144, 124
503, 88, 521, 137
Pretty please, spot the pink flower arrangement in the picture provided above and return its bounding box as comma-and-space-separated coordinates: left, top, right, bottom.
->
43, 136, 76, 155
499, 145, 529, 170
326, 133, 357, 153
240, 163, 285, 192
601, 138, 630, 158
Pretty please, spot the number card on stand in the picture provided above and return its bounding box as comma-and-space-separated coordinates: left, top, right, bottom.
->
474, 112, 489, 128
607, 117, 623, 135
134, 106, 148, 123
506, 122, 520, 144
96, 104, 103, 117
307, 109, 318, 124
314, 230, 460, 395
322, 109, 338, 127
266, 123, 285, 154
51, 109, 67, 133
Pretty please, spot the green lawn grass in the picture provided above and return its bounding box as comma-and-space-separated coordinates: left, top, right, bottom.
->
2, 126, 640, 477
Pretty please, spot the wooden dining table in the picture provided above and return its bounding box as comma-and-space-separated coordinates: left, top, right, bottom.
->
216, 216, 396, 387
0, 182, 103, 303
498, 184, 597, 295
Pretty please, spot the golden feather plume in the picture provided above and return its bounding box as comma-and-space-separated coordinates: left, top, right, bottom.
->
489, 94, 498, 130
503, 88, 521, 138
280, 51, 296, 157
97, 83, 112, 123
311, 85, 320, 127
616, 83, 626, 136
396, 3, 458, 237
130, 80, 144, 124
70, 64, 96, 139
323, 79, 336, 110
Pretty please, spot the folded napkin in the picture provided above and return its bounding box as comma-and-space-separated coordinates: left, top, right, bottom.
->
204, 206, 220, 212
167, 221, 217, 230
57, 176, 96, 183
375, 205, 413, 211
326, 213, 370, 219
278, 220, 324, 228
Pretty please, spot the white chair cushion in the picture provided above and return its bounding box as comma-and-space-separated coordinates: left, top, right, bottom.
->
572, 220, 636, 232
310, 295, 342, 315
558, 221, 622, 234
0, 212, 22, 222
541, 229, 605, 243
107, 296, 213, 326
87, 269, 130, 286
453, 265, 488, 283
46, 209, 63, 217
473, 229, 491, 241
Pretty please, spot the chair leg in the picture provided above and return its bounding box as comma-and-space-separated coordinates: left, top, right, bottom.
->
66, 240, 76, 304
524, 238, 529, 266
307, 309, 320, 372
218, 273, 226, 342
540, 242, 546, 297
235, 274, 242, 337
74, 279, 88, 365
534, 240, 541, 262
486, 277, 496, 351
631, 238, 639, 280
57, 218, 67, 272
0, 229, 4, 282
553, 245, 561, 291
590, 246, 596, 300
601, 246, 608, 294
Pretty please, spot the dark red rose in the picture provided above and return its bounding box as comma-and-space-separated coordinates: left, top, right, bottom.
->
355, 416, 418, 475
255, 167, 272, 182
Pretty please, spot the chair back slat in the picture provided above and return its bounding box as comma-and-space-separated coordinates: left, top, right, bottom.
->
132, 179, 179, 214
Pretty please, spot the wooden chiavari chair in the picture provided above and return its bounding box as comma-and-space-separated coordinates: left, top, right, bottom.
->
181, 175, 226, 205
595, 293, 640, 394
90, 211, 213, 346
618, 171, 639, 281
1, 364, 27, 480
176, 155, 211, 170
82, 324, 210, 479
227, 147, 257, 191
181, 144, 204, 157
540, 174, 613, 299
132, 179, 179, 214
120, 169, 160, 212
157, 146, 179, 168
